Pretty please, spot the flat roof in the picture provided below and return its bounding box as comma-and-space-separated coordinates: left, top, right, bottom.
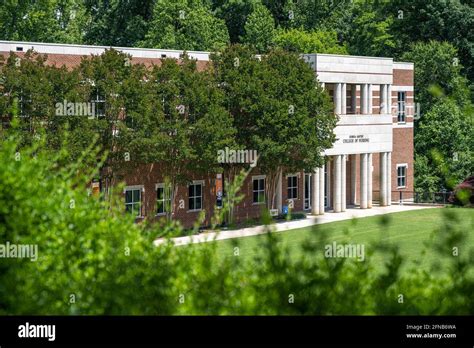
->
0, 40, 412, 66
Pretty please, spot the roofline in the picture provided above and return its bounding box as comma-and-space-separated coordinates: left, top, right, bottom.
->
303, 53, 392, 61
0, 40, 212, 56
1, 41, 413, 63
393, 61, 415, 65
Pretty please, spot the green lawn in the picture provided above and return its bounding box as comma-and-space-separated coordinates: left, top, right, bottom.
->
211, 207, 474, 272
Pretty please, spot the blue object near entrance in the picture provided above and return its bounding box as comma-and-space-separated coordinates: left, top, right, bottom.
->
282, 205, 289, 215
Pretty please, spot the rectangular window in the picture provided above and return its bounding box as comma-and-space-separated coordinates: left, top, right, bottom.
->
397, 164, 407, 188
252, 176, 265, 204
91, 90, 106, 117
287, 175, 298, 200
18, 89, 31, 118
125, 187, 142, 217
188, 182, 203, 211
397, 91, 406, 123
304, 173, 311, 210
156, 184, 172, 215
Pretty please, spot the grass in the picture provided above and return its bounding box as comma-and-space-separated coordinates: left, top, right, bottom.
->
210, 207, 474, 272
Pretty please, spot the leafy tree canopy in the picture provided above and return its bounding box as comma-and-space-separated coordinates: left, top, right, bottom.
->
141, 0, 230, 51
273, 28, 348, 54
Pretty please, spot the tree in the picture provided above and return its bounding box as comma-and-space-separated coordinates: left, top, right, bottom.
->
346, 5, 395, 57
141, 0, 230, 51
402, 41, 471, 114
212, 45, 336, 210
414, 98, 474, 192
283, 0, 355, 39
83, 0, 155, 47
384, 0, 474, 80
213, 0, 259, 44
241, 4, 275, 53
119, 56, 236, 220
0, 0, 88, 44
273, 28, 348, 54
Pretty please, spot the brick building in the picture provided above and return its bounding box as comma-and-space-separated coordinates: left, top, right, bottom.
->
0, 41, 415, 228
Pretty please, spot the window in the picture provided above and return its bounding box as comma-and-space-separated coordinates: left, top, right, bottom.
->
397, 91, 406, 123
188, 182, 203, 211
252, 176, 265, 204
125, 187, 142, 217
287, 175, 298, 200
91, 89, 106, 117
18, 89, 31, 118
397, 164, 407, 188
156, 184, 172, 215
304, 173, 311, 210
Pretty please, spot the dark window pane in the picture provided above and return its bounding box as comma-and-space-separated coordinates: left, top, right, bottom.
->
189, 185, 194, 197
189, 198, 195, 210
133, 189, 140, 202
157, 187, 164, 200
253, 179, 258, 191
196, 184, 201, 196
196, 197, 202, 210
125, 190, 132, 203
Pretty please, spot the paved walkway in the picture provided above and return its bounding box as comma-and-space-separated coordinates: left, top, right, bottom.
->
153, 204, 441, 247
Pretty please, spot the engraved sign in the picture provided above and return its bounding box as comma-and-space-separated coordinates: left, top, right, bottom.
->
343, 135, 370, 144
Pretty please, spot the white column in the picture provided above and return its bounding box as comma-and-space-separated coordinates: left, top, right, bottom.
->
311, 169, 320, 215
380, 152, 387, 206
334, 155, 342, 212
319, 163, 325, 215
367, 153, 373, 208
360, 153, 368, 209
387, 84, 392, 115
341, 83, 347, 115
276, 168, 282, 213
361, 84, 368, 114
387, 152, 392, 206
351, 84, 357, 114
380, 84, 387, 114
351, 154, 357, 205
341, 155, 346, 212
327, 161, 331, 209
368, 84, 373, 114
335, 83, 342, 115
321, 82, 325, 89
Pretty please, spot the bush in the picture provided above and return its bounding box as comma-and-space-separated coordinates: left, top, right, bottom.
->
1, 131, 474, 315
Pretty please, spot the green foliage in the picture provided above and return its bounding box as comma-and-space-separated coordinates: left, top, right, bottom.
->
213, 0, 259, 44
401, 41, 474, 192
273, 28, 348, 54
141, 0, 230, 51
241, 4, 275, 53
211, 45, 336, 208
347, 4, 395, 57
0, 0, 87, 44
83, 0, 155, 47
283, 0, 355, 38
415, 99, 474, 191
385, 0, 474, 80
402, 41, 471, 112
1, 133, 474, 315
